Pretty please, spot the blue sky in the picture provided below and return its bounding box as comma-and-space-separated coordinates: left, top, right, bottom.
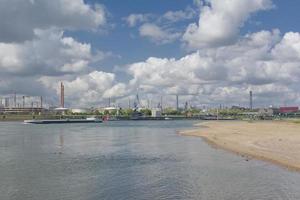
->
64, 0, 300, 79
247, 0, 300, 32
0, 0, 300, 108
66, 0, 198, 71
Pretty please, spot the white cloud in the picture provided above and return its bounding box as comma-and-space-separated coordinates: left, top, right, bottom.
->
1, 0, 300, 108
272, 32, 300, 61
0, 0, 106, 42
126, 30, 300, 107
124, 14, 151, 27
125, 6, 197, 45
0, 43, 23, 73
0, 29, 93, 76
162, 6, 197, 22
139, 23, 181, 44
183, 0, 273, 49
125, 5, 197, 27
40, 71, 128, 107
0, 0, 116, 107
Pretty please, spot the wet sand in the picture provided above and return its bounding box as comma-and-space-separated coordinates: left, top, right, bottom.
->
182, 121, 300, 171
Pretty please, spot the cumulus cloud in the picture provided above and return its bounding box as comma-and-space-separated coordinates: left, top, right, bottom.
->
0, 27, 115, 107
139, 23, 181, 44
1, 0, 300, 108
124, 14, 151, 27
124, 6, 197, 45
40, 71, 128, 107
124, 6, 196, 28
162, 6, 197, 22
183, 0, 273, 49
0, 0, 117, 108
0, 0, 106, 42
0, 29, 94, 76
126, 30, 300, 107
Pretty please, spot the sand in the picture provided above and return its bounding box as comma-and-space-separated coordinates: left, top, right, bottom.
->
181, 121, 300, 171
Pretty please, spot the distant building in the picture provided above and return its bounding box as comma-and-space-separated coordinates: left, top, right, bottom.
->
151, 108, 162, 117
54, 107, 69, 114
231, 105, 248, 110
104, 107, 119, 114
96, 107, 119, 115
70, 108, 90, 114
0, 107, 46, 114
279, 107, 299, 114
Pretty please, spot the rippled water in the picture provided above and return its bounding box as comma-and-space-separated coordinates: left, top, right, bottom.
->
1, 120, 300, 200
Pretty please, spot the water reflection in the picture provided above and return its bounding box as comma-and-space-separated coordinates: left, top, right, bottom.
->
0, 121, 300, 200
59, 134, 64, 154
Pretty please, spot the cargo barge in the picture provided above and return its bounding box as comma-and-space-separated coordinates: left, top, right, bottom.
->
24, 117, 102, 124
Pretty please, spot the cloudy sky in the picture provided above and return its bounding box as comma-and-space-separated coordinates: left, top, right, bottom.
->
0, 0, 299, 108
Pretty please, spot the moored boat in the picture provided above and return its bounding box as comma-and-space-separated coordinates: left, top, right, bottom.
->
24, 117, 102, 124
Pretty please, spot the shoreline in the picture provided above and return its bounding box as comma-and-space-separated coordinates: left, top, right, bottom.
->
181, 120, 300, 172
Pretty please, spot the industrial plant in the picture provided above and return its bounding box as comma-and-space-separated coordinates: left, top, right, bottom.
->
0, 82, 299, 121
0, 93, 44, 114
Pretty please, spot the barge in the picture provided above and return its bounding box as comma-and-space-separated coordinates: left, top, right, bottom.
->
24, 117, 102, 124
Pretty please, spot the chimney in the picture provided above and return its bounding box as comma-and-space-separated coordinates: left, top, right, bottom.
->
14, 92, 17, 108
176, 95, 179, 111
250, 91, 253, 110
60, 82, 64, 108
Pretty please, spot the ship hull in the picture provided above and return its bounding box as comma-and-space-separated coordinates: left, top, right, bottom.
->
24, 119, 102, 124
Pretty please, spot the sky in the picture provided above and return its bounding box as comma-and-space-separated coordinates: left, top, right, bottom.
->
0, 0, 300, 109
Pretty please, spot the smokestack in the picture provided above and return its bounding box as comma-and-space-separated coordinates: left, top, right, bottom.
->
22, 96, 25, 108
14, 92, 16, 108
176, 95, 179, 111
40, 96, 43, 108
60, 82, 64, 108
160, 96, 163, 111
250, 91, 253, 110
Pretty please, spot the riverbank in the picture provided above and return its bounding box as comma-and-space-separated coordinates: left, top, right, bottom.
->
181, 120, 300, 171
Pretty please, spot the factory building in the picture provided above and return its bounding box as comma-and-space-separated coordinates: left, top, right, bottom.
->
0, 107, 45, 114
151, 108, 162, 117
70, 108, 90, 114
0, 94, 44, 114
279, 107, 299, 114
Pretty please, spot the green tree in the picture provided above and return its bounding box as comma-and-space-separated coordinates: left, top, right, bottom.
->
140, 109, 151, 116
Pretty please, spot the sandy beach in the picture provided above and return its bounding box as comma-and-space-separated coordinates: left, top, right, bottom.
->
182, 121, 300, 171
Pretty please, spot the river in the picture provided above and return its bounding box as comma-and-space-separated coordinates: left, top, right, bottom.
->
1, 120, 300, 200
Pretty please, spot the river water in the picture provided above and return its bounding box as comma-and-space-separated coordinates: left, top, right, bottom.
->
1, 120, 300, 200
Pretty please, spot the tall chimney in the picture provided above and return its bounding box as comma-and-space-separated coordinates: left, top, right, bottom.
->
160, 96, 163, 111
22, 96, 25, 108
60, 82, 64, 108
176, 95, 179, 111
14, 92, 17, 108
249, 91, 253, 110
